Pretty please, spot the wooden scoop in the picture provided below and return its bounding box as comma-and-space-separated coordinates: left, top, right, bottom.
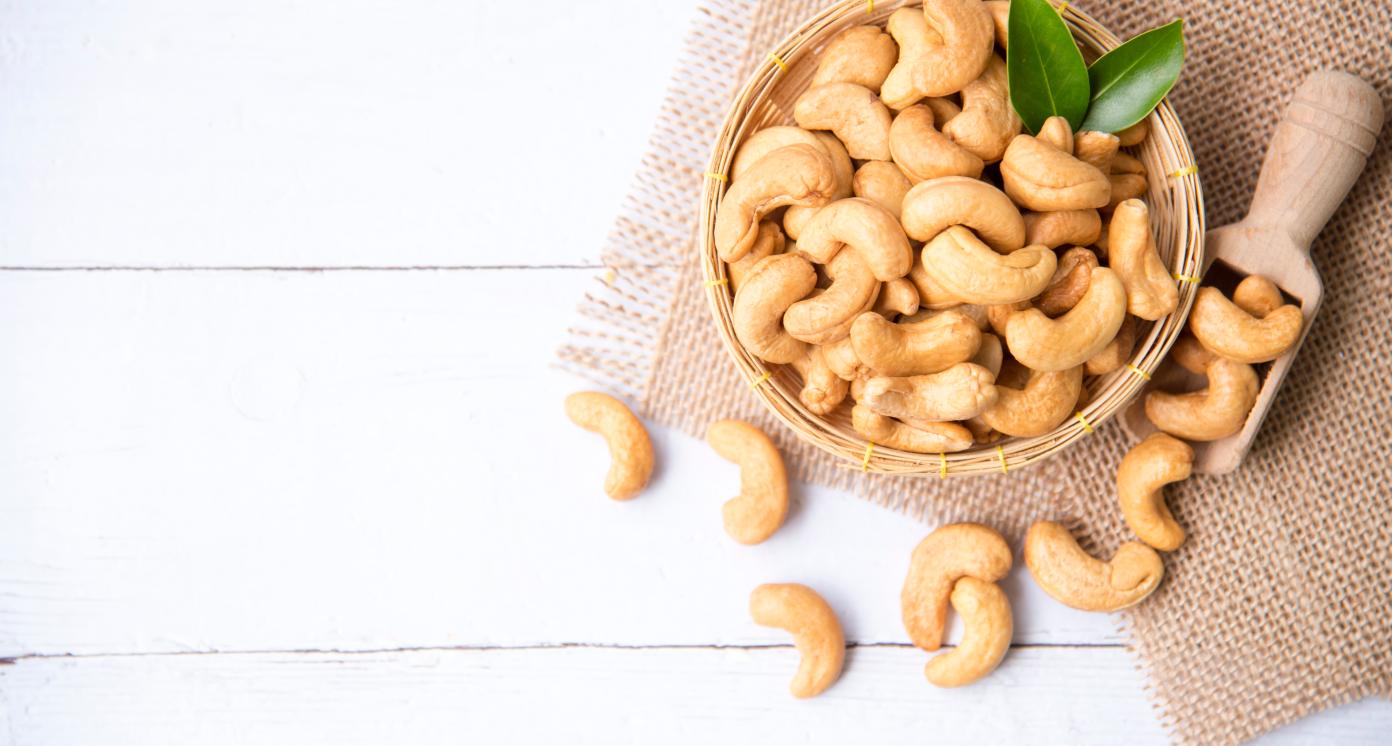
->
1121, 70, 1384, 473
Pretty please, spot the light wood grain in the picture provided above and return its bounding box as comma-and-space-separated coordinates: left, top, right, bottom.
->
0, 0, 699, 268
0, 268, 1125, 656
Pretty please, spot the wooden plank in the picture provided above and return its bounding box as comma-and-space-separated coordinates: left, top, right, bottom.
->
0, 268, 1124, 655
0, 0, 698, 268
1, 647, 1386, 745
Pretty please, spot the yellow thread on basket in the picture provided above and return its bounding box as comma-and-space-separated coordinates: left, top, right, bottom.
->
1074, 411, 1095, 434
768, 52, 788, 72
703, 171, 728, 183
704, 277, 728, 288
1168, 164, 1199, 178
939, 453, 948, 478
1057, 1, 1071, 14
996, 445, 1008, 474
749, 371, 771, 388
1174, 272, 1201, 284
1126, 363, 1152, 381
867, 0, 874, 12
602, 269, 617, 286
861, 442, 875, 471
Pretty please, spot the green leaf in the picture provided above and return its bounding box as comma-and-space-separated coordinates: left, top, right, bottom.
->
1080, 20, 1185, 133
1007, 0, 1090, 133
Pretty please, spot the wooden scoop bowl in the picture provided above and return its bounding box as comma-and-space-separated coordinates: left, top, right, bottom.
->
1122, 70, 1384, 473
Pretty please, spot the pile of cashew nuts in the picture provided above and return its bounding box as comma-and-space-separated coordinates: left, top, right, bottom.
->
563, 0, 1309, 700
718, 1, 1178, 453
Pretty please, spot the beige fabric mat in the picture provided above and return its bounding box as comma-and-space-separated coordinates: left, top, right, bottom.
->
557, 1, 1392, 742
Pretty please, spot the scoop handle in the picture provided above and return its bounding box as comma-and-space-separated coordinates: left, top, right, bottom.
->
1244, 70, 1383, 253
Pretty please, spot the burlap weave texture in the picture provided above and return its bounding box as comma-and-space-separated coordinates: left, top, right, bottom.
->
558, 1, 1391, 742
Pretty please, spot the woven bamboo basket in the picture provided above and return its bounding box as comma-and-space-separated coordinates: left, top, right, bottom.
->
699, 0, 1204, 477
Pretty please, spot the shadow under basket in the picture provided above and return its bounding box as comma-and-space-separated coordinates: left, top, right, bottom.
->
698, 0, 1204, 477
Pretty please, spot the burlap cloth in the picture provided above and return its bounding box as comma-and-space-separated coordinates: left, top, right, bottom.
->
558, 1, 1391, 742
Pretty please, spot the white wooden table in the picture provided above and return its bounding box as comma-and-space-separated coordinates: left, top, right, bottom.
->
1, 2, 1387, 743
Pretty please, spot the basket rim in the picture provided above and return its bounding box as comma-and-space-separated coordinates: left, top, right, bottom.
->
698, 0, 1205, 478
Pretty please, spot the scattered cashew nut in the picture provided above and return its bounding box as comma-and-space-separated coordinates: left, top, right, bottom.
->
901, 522, 1013, 651
564, 391, 655, 500
1117, 433, 1193, 551
707, 419, 789, 545
1144, 355, 1259, 441
749, 583, 845, 698
1024, 521, 1165, 611
924, 577, 1012, 687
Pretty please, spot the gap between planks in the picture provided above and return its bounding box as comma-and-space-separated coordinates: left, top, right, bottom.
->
0, 640, 1126, 666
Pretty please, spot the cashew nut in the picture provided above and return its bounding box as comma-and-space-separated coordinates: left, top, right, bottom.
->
797, 197, 914, 281
726, 220, 785, 293
890, 105, 985, 183
873, 277, 921, 318
880, 1, 994, 110
1023, 209, 1102, 249
794, 82, 893, 161
1115, 119, 1150, 147
983, 0, 1009, 48
1004, 267, 1127, 371
852, 160, 912, 220
784, 132, 856, 240
977, 362, 1083, 437
811, 25, 898, 92
785, 250, 880, 344
1189, 284, 1303, 363
1035, 246, 1100, 317
1001, 133, 1111, 211
1105, 173, 1149, 211
1117, 433, 1193, 552
852, 404, 973, 454
923, 96, 962, 126
942, 56, 1020, 162
716, 144, 838, 261
1107, 199, 1177, 320
1144, 356, 1259, 441
1168, 334, 1218, 375
851, 309, 982, 376
901, 176, 1025, 252
821, 334, 863, 381
924, 577, 1012, 687
706, 419, 788, 545
1025, 521, 1165, 611
986, 300, 1029, 337
908, 260, 965, 309
731, 126, 824, 180
861, 362, 999, 421
1111, 152, 1146, 175
920, 227, 1057, 304
1231, 274, 1286, 317
970, 332, 1003, 377
1073, 130, 1120, 172
1084, 314, 1138, 375
1036, 116, 1074, 153
791, 345, 850, 416
564, 391, 654, 500
732, 253, 817, 363
901, 522, 1013, 651
749, 583, 845, 698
